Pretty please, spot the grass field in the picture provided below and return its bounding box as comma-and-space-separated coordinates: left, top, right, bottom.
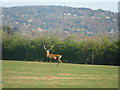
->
2, 60, 118, 88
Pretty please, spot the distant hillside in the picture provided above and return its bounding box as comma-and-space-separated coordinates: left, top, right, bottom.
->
2, 5, 118, 36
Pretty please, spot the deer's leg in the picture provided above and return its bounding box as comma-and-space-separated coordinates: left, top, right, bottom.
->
57, 58, 62, 66
58, 59, 63, 63
57, 61, 59, 66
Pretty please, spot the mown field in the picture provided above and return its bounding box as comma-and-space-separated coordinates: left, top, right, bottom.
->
2, 60, 118, 88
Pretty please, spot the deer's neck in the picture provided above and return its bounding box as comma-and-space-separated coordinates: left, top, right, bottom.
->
46, 51, 50, 57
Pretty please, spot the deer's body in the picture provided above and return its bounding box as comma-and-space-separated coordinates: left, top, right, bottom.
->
44, 45, 62, 66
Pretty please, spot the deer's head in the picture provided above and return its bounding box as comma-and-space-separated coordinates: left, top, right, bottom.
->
43, 45, 54, 54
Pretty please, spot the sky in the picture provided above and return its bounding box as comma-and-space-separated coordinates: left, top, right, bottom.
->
1, 0, 119, 12
2, 0, 119, 2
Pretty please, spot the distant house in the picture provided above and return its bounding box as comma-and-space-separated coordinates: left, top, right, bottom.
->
28, 19, 32, 22
87, 31, 93, 36
67, 13, 71, 16
110, 30, 114, 34
113, 19, 116, 21
15, 22, 19, 24
37, 28, 43, 32
64, 13, 71, 16
79, 16, 84, 18
64, 13, 67, 16
28, 24, 31, 27
1, 15, 4, 17
91, 17, 95, 19
105, 17, 111, 19
73, 15, 76, 17
23, 23, 26, 25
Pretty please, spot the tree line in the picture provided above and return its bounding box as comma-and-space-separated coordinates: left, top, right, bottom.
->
2, 27, 119, 66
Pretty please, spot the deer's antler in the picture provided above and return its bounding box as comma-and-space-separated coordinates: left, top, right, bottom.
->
48, 45, 54, 51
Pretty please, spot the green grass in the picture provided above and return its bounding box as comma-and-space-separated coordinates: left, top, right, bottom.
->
2, 60, 118, 88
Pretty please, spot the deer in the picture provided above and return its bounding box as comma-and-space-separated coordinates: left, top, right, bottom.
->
43, 45, 63, 66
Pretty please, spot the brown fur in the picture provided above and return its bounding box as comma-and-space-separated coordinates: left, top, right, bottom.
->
44, 45, 63, 66
47, 53, 62, 63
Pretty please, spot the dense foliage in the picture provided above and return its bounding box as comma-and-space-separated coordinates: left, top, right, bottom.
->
2, 29, 119, 66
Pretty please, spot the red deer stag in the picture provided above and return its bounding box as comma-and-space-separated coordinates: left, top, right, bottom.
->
43, 45, 62, 66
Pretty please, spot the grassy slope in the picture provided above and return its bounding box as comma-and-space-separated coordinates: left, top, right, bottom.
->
2, 60, 118, 88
